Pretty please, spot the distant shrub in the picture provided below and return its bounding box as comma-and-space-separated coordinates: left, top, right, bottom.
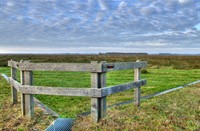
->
141, 68, 149, 74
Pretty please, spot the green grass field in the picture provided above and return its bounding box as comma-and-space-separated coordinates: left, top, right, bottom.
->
0, 66, 199, 118
0, 55, 200, 130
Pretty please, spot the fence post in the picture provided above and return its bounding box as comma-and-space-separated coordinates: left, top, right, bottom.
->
11, 65, 17, 104
134, 60, 141, 107
91, 61, 107, 122
20, 60, 34, 120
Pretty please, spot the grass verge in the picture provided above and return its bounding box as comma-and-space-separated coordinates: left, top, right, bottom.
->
0, 75, 56, 130
73, 83, 200, 130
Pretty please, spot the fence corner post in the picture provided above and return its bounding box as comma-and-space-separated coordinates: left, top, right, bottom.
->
91, 61, 107, 123
20, 61, 34, 120
134, 60, 141, 108
11, 66, 17, 104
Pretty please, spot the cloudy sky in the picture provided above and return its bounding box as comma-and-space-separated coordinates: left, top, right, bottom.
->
0, 0, 200, 54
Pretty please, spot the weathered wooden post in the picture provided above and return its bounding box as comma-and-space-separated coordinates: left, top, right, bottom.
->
91, 61, 107, 122
134, 60, 141, 107
20, 60, 34, 120
11, 60, 17, 104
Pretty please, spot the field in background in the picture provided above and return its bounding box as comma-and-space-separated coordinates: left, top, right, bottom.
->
0, 54, 200, 69
0, 54, 199, 118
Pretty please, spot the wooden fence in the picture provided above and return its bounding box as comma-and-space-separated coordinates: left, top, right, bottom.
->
8, 60, 147, 122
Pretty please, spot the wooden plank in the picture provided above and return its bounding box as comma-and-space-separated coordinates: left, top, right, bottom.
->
18, 62, 102, 72
8, 77, 21, 91
8, 60, 20, 69
11, 67, 17, 104
100, 72, 107, 119
19, 86, 102, 97
91, 72, 101, 122
102, 79, 146, 96
8, 61, 147, 72
23, 93, 33, 120
91, 61, 107, 123
104, 61, 147, 71
21, 70, 34, 120
9, 77, 102, 97
134, 63, 141, 107
21, 93, 25, 116
20, 70, 25, 116
20, 70, 24, 85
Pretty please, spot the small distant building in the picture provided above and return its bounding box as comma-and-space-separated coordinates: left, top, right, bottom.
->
100, 52, 148, 55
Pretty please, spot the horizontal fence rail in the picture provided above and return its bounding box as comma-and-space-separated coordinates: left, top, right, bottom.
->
8, 60, 147, 72
104, 61, 147, 71
8, 60, 147, 122
9, 77, 146, 98
8, 61, 103, 72
9, 77, 101, 97
102, 79, 147, 96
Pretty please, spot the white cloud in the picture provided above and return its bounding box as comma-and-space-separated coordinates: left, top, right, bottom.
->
98, 0, 109, 10
118, 1, 127, 10
178, 0, 192, 4
0, 0, 200, 54
6, 1, 14, 7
